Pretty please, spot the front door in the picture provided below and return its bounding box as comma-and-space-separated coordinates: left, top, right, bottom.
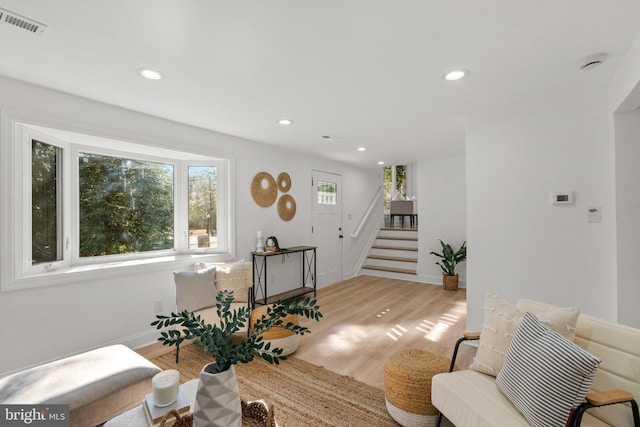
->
311, 170, 343, 288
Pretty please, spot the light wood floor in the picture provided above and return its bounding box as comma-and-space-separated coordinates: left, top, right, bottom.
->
138, 275, 476, 390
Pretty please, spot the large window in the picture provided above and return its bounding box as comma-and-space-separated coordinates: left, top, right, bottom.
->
78, 153, 175, 257
11, 123, 231, 281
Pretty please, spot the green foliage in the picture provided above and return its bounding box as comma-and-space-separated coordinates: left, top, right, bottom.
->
430, 240, 467, 276
265, 236, 280, 251
78, 154, 174, 256
188, 166, 217, 233
31, 140, 59, 263
382, 165, 407, 211
151, 290, 323, 373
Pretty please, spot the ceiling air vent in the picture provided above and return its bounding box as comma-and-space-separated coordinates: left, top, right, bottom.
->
0, 8, 47, 36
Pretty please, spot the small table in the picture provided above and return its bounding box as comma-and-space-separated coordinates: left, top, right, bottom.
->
105, 380, 198, 426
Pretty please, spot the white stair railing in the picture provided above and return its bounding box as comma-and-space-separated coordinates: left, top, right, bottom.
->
351, 186, 383, 238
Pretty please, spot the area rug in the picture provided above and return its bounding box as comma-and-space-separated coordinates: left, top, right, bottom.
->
149, 345, 399, 426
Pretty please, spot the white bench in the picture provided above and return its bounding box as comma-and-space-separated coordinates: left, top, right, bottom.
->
0, 344, 161, 427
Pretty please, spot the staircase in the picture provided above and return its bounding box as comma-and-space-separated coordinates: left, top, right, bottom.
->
361, 227, 418, 280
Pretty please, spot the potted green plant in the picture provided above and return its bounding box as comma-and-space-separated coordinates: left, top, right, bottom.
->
151, 291, 322, 427
430, 240, 467, 291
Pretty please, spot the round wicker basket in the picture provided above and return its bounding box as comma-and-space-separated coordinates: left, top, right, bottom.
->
251, 172, 277, 207
277, 194, 296, 221
277, 172, 292, 193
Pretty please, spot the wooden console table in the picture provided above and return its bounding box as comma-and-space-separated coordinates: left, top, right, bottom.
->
251, 246, 316, 308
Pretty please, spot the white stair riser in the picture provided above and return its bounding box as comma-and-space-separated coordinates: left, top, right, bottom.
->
379, 230, 419, 239
371, 248, 418, 258
375, 239, 418, 249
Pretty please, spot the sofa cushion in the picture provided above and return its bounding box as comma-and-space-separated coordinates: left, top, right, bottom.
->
173, 269, 217, 312
496, 312, 601, 427
469, 292, 580, 376
431, 370, 609, 427
432, 370, 530, 427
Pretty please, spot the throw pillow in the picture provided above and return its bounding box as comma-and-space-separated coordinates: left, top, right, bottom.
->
469, 292, 580, 376
496, 312, 600, 427
173, 269, 217, 313
516, 299, 580, 341
469, 292, 523, 376
214, 259, 248, 303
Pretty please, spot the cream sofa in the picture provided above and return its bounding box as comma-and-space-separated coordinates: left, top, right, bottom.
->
432, 300, 640, 427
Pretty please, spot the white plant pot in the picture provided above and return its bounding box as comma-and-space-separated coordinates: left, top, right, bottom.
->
193, 363, 242, 427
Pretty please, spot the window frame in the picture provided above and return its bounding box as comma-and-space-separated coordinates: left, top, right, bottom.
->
2, 116, 235, 291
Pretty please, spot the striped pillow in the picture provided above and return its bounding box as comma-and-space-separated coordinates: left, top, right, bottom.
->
496, 312, 600, 427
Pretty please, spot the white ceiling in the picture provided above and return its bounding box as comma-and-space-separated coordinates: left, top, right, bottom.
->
1, 1, 639, 168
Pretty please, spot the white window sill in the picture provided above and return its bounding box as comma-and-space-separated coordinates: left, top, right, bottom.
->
2, 252, 234, 293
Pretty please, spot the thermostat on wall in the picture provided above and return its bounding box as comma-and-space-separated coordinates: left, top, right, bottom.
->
551, 191, 574, 205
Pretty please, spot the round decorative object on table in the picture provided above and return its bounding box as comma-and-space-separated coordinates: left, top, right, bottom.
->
277, 172, 291, 193
250, 304, 300, 356
277, 194, 296, 221
384, 349, 450, 427
251, 172, 277, 207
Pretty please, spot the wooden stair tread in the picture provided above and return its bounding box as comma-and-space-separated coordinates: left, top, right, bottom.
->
362, 265, 417, 275
367, 255, 417, 263
377, 236, 418, 241
372, 245, 418, 251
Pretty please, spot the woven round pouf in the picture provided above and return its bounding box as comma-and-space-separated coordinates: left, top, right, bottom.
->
249, 304, 300, 356
384, 349, 450, 427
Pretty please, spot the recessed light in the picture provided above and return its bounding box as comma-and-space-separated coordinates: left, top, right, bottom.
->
137, 68, 163, 80
278, 119, 293, 125
357, 147, 367, 152
578, 53, 608, 71
377, 161, 385, 165
443, 69, 469, 81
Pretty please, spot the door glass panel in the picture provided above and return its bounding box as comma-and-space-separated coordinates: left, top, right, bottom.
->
317, 181, 337, 205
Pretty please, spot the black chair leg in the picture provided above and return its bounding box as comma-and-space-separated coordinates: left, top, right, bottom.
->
175, 342, 180, 363
436, 413, 443, 427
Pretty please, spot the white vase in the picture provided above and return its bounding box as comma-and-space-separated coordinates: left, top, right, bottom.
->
193, 363, 242, 427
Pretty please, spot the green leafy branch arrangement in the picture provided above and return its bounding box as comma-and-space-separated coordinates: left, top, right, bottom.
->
151, 290, 322, 373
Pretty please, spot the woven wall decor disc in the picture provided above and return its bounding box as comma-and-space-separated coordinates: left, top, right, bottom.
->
277, 194, 296, 221
277, 172, 292, 193
251, 172, 277, 207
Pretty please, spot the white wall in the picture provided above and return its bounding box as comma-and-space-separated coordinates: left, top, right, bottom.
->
417, 157, 467, 286
0, 76, 378, 376
465, 88, 617, 330
614, 109, 640, 328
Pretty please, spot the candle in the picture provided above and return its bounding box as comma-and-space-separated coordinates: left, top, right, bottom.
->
152, 370, 180, 407
257, 230, 262, 238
